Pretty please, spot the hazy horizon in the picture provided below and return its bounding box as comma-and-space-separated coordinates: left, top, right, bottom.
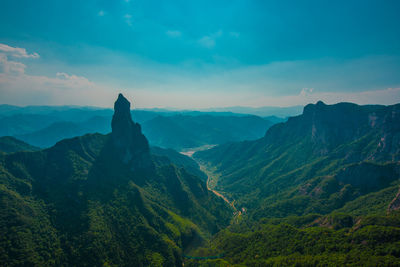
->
1, 1, 400, 108
1, 102, 303, 109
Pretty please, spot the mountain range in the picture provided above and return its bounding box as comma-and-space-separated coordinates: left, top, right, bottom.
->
0, 105, 281, 150
202, 105, 303, 117
1, 98, 400, 266
195, 101, 400, 217
189, 101, 400, 265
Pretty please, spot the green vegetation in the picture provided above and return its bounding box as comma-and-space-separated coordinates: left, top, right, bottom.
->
0, 133, 231, 266
0, 136, 39, 153
194, 102, 400, 219
151, 146, 207, 181
189, 102, 400, 265
2, 101, 400, 266
185, 212, 400, 266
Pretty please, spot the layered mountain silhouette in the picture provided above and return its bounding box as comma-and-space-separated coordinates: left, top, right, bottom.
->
141, 114, 274, 150
7, 114, 273, 150
0, 104, 275, 150
0, 94, 231, 266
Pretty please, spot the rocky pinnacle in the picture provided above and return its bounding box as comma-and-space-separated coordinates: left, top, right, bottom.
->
111, 93, 150, 166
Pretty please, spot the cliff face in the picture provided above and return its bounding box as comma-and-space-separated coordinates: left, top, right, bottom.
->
194, 101, 400, 218
264, 101, 400, 159
389, 187, 400, 212
111, 93, 150, 168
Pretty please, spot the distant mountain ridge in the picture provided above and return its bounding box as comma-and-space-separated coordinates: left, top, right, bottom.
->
0, 104, 302, 117
0, 104, 277, 150
202, 105, 303, 117
142, 114, 274, 150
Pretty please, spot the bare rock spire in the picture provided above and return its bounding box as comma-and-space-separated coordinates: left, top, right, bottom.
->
111, 93, 150, 167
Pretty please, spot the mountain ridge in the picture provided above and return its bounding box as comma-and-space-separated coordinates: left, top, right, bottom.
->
1, 107, 275, 150
194, 101, 400, 218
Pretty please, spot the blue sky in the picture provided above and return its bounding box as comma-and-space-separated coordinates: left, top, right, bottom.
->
0, 0, 400, 108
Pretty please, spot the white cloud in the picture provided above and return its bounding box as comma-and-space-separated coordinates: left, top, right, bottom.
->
0, 43, 39, 58
198, 30, 223, 49
166, 30, 182, 38
0, 68, 95, 92
1, 43, 399, 109
0, 54, 26, 74
55, 72, 95, 87
0, 44, 38, 75
0, 69, 113, 106
124, 14, 133, 26
0, 43, 113, 106
98, 10, 105, 16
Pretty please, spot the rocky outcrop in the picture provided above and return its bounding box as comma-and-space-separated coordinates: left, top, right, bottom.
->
111, 93, 150, 168
265, 101, 400, 159
388, 187, 400, 212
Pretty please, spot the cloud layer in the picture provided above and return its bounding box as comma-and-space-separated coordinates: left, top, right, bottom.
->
0, 43, 115, 106
1, 43, 400, 109
0, 44, 39, 58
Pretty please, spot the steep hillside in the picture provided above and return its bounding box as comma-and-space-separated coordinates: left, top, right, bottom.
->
0, 94, 231, 266
194, 101, 400, 218
151, 146, 207, 181
0, 136, 39, 153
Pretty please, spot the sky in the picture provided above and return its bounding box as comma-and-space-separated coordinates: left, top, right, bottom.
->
0, 0, 400, 109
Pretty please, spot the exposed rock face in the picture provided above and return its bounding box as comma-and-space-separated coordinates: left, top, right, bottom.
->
266, 101, 400, 159
302, 102, 372, 155
388, 187, 400, 212
111, 93, 150, 167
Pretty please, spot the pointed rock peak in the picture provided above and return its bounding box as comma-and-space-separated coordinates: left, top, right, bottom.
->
114, 93, 131, 118
111, 93, 150, 168
118, 92, 126, 99
112, 93, 133, 135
